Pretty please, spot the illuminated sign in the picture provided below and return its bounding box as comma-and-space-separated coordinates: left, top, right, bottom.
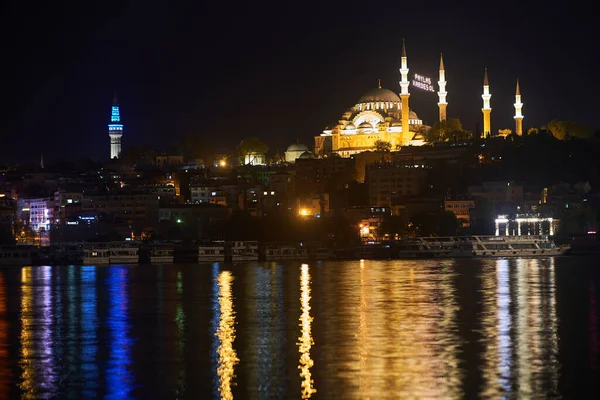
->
412, 73, 435, 92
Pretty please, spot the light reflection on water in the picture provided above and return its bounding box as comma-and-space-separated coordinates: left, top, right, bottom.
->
480, 258, 560, 399
0, 258, 597, 398
245, 263, 286, 397
105, 266, 134, 399
214, 269, 238, 400
331, 259, 462, 398
0, 271, 10, 398
19, 267, 35, 398
298, 263, 316, 399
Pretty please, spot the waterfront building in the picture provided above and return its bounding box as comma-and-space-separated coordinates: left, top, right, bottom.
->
190, 186, 227, 206
295, 156, 356, 195
468, 181, 523, 204
365, 162, 429, 207
155, 154, 184, 170
494, 213, 558, 236
28, 197, 54, 233
81, 192, 159, 234
445, 199, 475, 228
53, 191, 83, 225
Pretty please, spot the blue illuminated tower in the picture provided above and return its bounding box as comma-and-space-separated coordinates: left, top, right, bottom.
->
108, 92, 123, 159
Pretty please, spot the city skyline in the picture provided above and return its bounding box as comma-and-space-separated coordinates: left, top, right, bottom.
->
9, 1, 599, 163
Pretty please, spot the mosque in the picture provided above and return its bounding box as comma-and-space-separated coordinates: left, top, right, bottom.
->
284, 40, 525, 161
313, 40, 430, 158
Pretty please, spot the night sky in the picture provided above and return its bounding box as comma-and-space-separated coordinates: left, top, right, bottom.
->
8, 0, 599, 164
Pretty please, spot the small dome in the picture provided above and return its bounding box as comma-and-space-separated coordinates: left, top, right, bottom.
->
409, 110, 419, 120
357, 87, 401, 104
345, 123, 356, 130
357, 121, 373, 129
287, 142, 309, 152
299, 151, 314, 159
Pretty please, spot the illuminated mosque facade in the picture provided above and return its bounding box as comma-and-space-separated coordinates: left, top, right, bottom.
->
310, 40, 525, 158
314, 40, 431, 157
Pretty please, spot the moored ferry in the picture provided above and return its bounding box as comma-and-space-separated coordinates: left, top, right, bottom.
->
229, 240, 259, 262
0, 246, 39, 266
82, 243, 111, 265
149, 243, 175, 264
392, 235, 569, 259
198, 241, 226, 262
109, 242, 140, 264
263, 242, 309, 260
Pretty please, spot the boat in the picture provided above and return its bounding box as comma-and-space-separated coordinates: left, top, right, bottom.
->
0, 245, 39, 266
109, 242, 140, 264
262, 242, 309, 260
310, 247, 337, 260
198, 241, 226, 262
392, 235, 569, 258
82, 243, 111, 265
149, 243, 175, 264
228, 240, 259, 262
52, 243, 84, 264
461, 235, 569, 257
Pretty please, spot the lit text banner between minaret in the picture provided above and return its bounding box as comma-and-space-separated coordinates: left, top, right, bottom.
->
412, 73, 435, 92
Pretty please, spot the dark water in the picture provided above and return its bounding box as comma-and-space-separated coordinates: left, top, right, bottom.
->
1, 257, 599, 399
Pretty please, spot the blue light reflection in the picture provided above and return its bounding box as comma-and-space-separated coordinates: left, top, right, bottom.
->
105, 266, 134, 399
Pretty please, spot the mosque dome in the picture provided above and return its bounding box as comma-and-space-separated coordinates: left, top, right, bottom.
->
345, 123, 356, 130
357, 121, 373, 130
299, 151, 314, 159
409, 110, 419, 120
357, 87, 401, 104
286, 142, 309, 153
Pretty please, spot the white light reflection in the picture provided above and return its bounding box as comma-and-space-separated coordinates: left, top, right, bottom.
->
497, 259, 512, 393
216, 270, 238, 400
298, 263, 316, 398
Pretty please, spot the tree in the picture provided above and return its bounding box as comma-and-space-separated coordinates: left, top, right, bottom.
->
176, 133, 216, 162
379, 215, 408, 240
374, 140, 392, 153
426, 118, 465, 143
119, 145, 157, 166
543, 119, 595, 140
236, 137, 269, 165
410, 210, 458, 237
498, 129, 512, 137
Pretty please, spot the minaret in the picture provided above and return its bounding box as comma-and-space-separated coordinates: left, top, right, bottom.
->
437, 53, 447, 122
108, 91, 124, 159
481, 69, 492, 137
399, 39, 411, 146
514, 79, 524, 135
40, 154, 44, 169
